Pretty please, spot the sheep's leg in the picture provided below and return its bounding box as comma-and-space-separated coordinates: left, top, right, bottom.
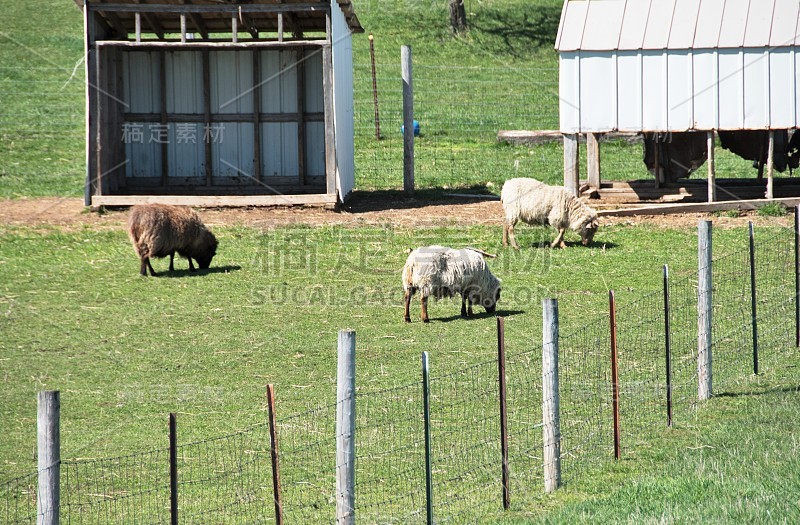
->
188, 258, 196, 272
502, 222, 509, 247
551, 228, 566, 249
507, 220, 521, 250
144, 257, 158, 277
461, 295, 468, 318
404, 289, 413, 323
421, 295, 430, 323
139, 258, 149, 277
467, 297, 474, 317
169, 252, 175, 272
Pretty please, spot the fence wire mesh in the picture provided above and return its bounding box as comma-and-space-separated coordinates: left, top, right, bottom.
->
1, 470, 40, 525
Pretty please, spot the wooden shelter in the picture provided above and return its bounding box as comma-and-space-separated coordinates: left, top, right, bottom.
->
77, 0, 363, 207
555, 0, 800, 203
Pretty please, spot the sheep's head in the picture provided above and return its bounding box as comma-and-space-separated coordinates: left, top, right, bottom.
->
196, 234, 218, 269
580, 218, 599, 246
470, 283, 501, 314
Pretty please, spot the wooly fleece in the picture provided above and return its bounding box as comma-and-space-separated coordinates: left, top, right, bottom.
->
501, 177, 598, 248
128, 204, 218, 276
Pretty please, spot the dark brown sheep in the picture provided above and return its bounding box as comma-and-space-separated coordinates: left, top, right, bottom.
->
127, 204, 218, 277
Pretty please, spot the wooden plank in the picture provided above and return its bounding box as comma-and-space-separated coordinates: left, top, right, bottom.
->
252, 50, 262, 183
231, 15, 238, 43
322, 41, 336, 195
181, 0, 210, 39
98, 40, 326, 49
159, 50, 169, 186
586, 132, 600, 189
89, 3, 331, 14
598, 197, 800, 217
707, 131, 716, 202
766, 130, 775, 199
202, 49, 212, 187
124, 112, 324, 123
92, 194, 338, 207
180, 14, 187, 43
84, 4, 97, 205
278, 13, 284, 42
563, 134, 579, 196
498, 129, 641, 145
297, 48, 306, 185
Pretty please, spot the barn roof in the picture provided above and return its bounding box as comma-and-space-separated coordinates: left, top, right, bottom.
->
556, 0, 798, 52
77, 0, 363, 39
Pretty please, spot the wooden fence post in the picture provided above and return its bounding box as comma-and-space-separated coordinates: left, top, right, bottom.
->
402, 45, 414, 196
37, 391, 60, 525
698, 220, 713, 401
542, 299, 561, 493
336, 330, 356, 525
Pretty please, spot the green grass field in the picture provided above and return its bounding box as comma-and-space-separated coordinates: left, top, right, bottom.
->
2, 0, 800, 522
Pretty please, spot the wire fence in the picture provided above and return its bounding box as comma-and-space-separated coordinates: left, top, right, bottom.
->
2, 223, 798, 523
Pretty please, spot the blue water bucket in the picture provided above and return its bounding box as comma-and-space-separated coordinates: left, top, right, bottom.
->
400, 120, 421, 136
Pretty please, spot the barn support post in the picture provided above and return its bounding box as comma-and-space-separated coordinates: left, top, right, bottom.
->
609, 291, 620, 460
653, 134, 661, 190
707, 131, 716, 203
83, 6, 99, 206
542, 299, 561, 493
587, 132, 601, 190
335, 330, 356, 525
37, 391, 60, 525
698, 220, 713, 401
749, 222, 759, 375
497, 317, 510, 510
563, 134, 579, 197
267, 384, 284, 525
766, 131, 775, 200
402, 45, 415, 196
322, 37, 337, 196
422, 351, 434, 525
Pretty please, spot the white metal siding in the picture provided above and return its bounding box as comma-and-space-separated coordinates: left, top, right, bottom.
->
770, 0, 800, 47
305, 122, 326, 177
693, 0, 726, 49
770, 50, 795, 128
667, 51, 693, 130
125, 127, 161, 179
743, 0, 775, 48
332, 0, 355, 199
124, 51, 160, 113
643, 1, 676, 50
304, 50, 324, 113
261, 123, 299, 177
616, 51, 643, 131
167, 123, 204, 178
642, 51, 667, 130
578, 53, 615, 131
717, 49, 744, 129
211, 51, 254, 113
692, 50, 718, 128
743, 51, 770, 129
618, 0, 650, 50
668, 0, 702, 49
261, 50, 298, 113
718, 0, 750, 49
559, 53, 581, 133
165, 51, 202, 113
212, 123, 255, 180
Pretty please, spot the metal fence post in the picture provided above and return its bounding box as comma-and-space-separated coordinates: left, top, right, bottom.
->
542, 299, 561, 493
663, 265, 673, 427
749, 222, 759, 375
497, 317, 510, 510
698, 220, 713, 401
369, 34, 381, 140
422, 351, 434, 525
37, 391, 60, 525
609, 291, 621, 460
267, 384, 283, 525
336, 330, 356, 525
795, 205, 799, 347
169, 413, 178, 525
402, 45, 415, 196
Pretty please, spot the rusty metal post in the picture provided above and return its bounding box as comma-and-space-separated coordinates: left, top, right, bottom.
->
609, 291, 621, 460
497, 316, 510, 510
169, 413, 178, 525
369, 34, 381, 140
267, 384, 283, 525
664, 265, 673, 427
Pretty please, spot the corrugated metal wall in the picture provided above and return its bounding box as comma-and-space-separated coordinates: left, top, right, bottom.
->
120, 48, 326, 184
560, 48, 800, 133
332, 0, 355, 198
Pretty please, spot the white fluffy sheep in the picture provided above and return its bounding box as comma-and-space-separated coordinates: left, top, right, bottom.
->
500, 177, 599, 249
402, 246, 501, 323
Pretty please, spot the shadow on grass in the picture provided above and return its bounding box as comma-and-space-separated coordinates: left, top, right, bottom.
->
470, 4, 562, 57
522, 240, 620, 250
344, 187, 500, 213
436, 309, 525, 323
715, 385, 800, 398
158, 265, 242, 278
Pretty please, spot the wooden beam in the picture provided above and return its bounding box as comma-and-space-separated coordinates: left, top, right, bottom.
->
598, 197, 800, 217
563, 134, 579, 197
132, 0, 166, 39
99, 11, 129, 39
587, 132, 601, 189
91, 194, 338, 207
181, 0, 210, 39
239, 12, 260, 39
89, 3, 331, 14
84, 5, 97, 205
252, 50, 262, 183
180, 14, 187, 43
283, 13, 303, 38
98, 40, 325, 49
278, 13, 284, 42
232, 15, 238, 43
707, 131, 716, 203
322, 41, 336, 195
498, 129, 641, 146
766, 130, 775, 199
135, 13, 141, 42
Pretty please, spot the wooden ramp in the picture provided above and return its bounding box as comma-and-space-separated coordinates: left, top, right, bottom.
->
584, 178, 800, 204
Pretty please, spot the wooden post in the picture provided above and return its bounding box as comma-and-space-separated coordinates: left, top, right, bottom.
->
180, 14, 187, 43
267, 385, 283, 525
169, 413, 178, 525
707, 131, 716, 202
322, 40, 337, 195
497, 317, 510, 510
698, 220, 713, 401
369, 34, 381, 140
563, 134, 579, 197
609, 291, 620, 460
766, 130, 775, 199
37, 391, 60, 525
336, 330, 356, 525
402, 45, 415, 196
653, 134, 661, 189
232, 15, 238, 43
277, 13, 284, 42
749, 222, 759, 375
542, 299, 561, 493
422, 351, 434, 525
587, 132, 601, 189
135, 13, 141, 43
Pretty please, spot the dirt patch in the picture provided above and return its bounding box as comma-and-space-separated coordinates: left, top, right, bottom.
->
0, 195, 793, 232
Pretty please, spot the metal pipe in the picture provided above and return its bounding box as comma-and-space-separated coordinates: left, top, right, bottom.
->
497, 317, 510, 510
609, 291, 621, 460
422, 351, 433, 524
663, 265, 673, 427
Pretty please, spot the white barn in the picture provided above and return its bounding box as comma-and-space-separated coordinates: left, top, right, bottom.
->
77, 0, 362, 207
556, 0, 800, 201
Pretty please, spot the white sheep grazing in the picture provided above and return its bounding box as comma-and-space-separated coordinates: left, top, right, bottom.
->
501, 177, 599, 249
402, 246, 501, 323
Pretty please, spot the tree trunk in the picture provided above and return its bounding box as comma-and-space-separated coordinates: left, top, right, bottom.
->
449, 0, 467, 33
